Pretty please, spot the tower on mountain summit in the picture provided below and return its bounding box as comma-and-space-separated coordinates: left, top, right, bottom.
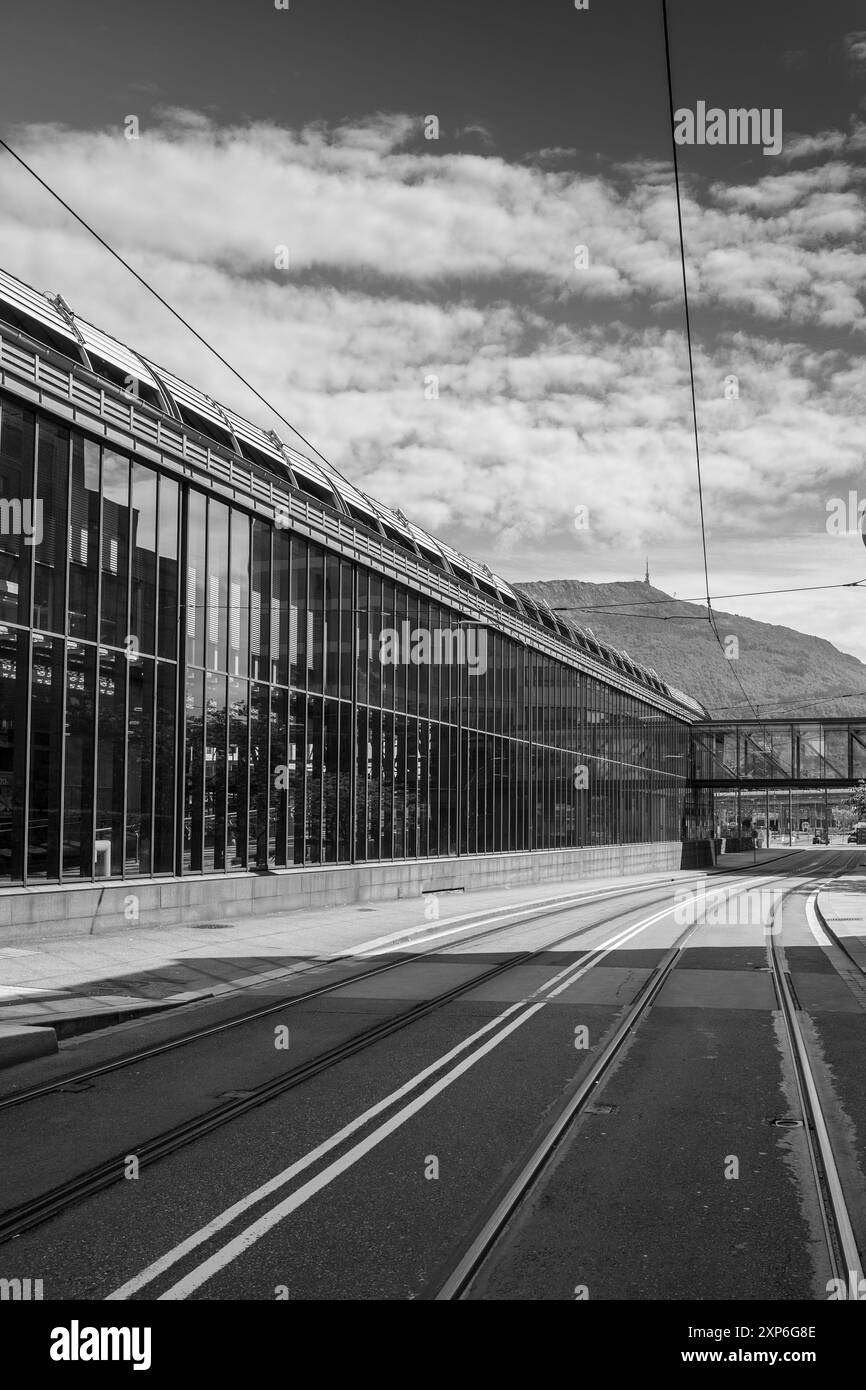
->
644, 557, 650, 585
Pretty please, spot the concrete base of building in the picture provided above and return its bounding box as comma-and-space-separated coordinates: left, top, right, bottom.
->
0, 841, 698, 944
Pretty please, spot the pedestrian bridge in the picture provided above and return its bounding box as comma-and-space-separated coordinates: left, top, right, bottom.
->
692, 717, 866, 787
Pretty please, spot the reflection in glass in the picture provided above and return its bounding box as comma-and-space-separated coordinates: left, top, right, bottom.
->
157, 477, 179, 660
130, 464, 158, 654
100, 450, 130, 647
28, 634, 63, 879
0, 627, 28, 882
126, 656, 154, 876
228, 676, 249, 868
96, 648, 126, 876
204, 671, 227, 870
63, 641, 95, 879
0, 401, 35, 628
68, 437, 100, 641
33, 419, 69, 634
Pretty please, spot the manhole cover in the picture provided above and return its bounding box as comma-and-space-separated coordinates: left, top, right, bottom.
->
187, 923, 234, 930
770, 1116, 803, 1128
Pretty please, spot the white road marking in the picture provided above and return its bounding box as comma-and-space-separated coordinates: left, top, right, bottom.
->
805, 891, 831, 946
156, 1003, 547, 1300
350, 875, 693, 957
107, 876, 757, 1301
106, 999, 530, 1300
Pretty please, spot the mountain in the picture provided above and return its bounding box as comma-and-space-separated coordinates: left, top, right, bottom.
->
516, 579, 866, 721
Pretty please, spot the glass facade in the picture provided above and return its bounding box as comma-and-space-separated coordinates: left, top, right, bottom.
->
0, 392, 692, 886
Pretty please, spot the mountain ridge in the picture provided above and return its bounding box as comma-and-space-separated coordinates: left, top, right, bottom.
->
516, 579, 866, 721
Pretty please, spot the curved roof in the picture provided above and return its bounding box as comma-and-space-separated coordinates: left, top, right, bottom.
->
0, 265, 683, 709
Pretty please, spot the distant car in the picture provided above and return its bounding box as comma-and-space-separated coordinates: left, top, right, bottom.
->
848, 833, 858, 843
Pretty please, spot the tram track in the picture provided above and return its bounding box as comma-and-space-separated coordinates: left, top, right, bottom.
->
0, 867, 780, 1249
429, 853, 864, 1299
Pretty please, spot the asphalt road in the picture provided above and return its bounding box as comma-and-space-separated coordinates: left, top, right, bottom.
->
2, 848, 864, 1302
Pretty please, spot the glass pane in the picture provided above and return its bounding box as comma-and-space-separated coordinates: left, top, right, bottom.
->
306, 693, 322, 862
0, 400, 35, 627
339, 562, 353, 701
28, 634, 63, 879
229, 512, 249, 678
100, 450, 130, 648
248, 682, 270, 867
250, 521, 271, 683
130, 464, 158, 655
324, 552, 340, 697
269, 686, 288, 866
68, 437, 100, 641
322, 698, 338, 863
288, 535, 305, 688
824, 726, 848, 779
338, 699, 351, 862
126, 655, 154, 876
367, 708, 381, 859
289, 690, 305, 865
183, 668, 204, 871
95, 649, 126, 877
797, 724, 823, 779
204, 671, 227, 870
228, 676, 249, 867
33, 419, 69, 634
63, 640, 95, 879
206, 501, 229, 672
354, 706, 368, 862
308, 545, 324, 694
0, 626, 28, 883
186, 490, 206, 668
153, 662, 176, 873
157, 476, 179, 660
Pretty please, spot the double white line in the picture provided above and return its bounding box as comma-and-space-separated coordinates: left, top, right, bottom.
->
107, 879, 758, 1301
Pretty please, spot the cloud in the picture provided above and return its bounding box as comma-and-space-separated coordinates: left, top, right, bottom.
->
0, 106, 863, 653
843, 31, 866, 72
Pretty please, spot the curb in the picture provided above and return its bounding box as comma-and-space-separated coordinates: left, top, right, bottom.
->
0, 1022, 58, 1071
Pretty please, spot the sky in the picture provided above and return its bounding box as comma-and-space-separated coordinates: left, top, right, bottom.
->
1, 0, 865, 674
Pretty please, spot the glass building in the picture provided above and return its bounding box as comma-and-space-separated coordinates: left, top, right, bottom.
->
0, 267, 701, 890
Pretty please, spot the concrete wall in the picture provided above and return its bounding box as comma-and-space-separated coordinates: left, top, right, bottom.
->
0, 842, 689, 944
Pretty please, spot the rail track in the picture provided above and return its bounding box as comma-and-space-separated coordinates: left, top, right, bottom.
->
429, 852, 864, 1298
0, 865, 786, 1248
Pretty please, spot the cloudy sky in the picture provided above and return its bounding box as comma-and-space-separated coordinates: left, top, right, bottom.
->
1, 0, 865, 667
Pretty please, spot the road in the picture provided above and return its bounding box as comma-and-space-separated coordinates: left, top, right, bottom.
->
1, 848, 864, 1302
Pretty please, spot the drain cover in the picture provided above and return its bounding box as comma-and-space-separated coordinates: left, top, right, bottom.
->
56, 1080, 96, 1094
770, 1116, 803, 1128
586, 1103, 618, 1115
217, 1090, 256, 1100
187, 923, 234, 930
